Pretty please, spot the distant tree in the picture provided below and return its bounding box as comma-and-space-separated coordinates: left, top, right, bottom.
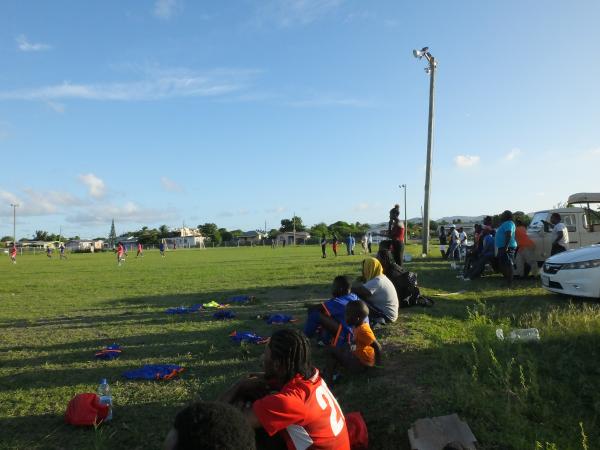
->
429, 220, 439, 231
199, 223, 222, 244
230, 229, 243, 240
280, 216, 305, 232
218, 228, 233, 242
33, 230, 49, 241
268, 228, 280, 239
108, 219, 117, 248
158, 224, 170, 238
452, 219, 462, 224
310, 222, 329, 238
1, 236, 12, 242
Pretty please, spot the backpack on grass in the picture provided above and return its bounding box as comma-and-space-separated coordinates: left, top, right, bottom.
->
398, 271, 434, 308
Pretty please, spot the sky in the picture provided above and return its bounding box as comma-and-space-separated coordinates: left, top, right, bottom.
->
1, 0, 599, 239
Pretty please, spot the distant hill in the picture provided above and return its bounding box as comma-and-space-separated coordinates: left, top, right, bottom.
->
407, 215, 485, 224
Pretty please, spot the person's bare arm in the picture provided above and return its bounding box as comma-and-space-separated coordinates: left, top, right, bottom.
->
554, 231, 564, 244
352, 285, 372, 299
504, 231, 511, 251
242, 407, 263, 429
371, 340, 383, 367
218, 376, 269, 404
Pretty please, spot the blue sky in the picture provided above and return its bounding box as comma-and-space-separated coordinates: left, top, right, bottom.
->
1, 0, 599, 239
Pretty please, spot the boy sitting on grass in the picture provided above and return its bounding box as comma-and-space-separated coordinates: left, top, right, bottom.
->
324, 300, 382, 384
304, 275, 361, 348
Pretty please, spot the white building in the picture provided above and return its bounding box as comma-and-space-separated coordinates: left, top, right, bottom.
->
65, 239, 96, 251
278, 231, 311, 245
237, 231, 265, 245
164, 227, 206, 248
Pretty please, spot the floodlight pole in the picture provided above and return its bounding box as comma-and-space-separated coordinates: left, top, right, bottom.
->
10, 203, 19, 244
416, 49, 436, 257
400, 184, 407, 236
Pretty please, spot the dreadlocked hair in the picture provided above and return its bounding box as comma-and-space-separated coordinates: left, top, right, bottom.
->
269, 328, 314, 381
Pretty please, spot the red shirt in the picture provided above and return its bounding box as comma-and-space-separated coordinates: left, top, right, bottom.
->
253, 369, 350, 450
117, 244, 124, 255
10, 247, 16, 256
391, 225, 405, 243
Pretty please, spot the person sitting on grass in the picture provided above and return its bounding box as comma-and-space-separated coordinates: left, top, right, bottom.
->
352, 257, 399, 325
219, 329, 350, 450
304, 275, 360, 348
463, 229, 496, 280
323, 300, 382, 384
163, 401, 256, 450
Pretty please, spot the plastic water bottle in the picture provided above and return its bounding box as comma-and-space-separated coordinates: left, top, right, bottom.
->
508, 328, 540, 342
97, 378, 113, 421
496, 328, 540, 342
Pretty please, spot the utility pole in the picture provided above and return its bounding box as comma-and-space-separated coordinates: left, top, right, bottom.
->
413, 46, 437, 256
400, 184, 407, 238
292, 212, 296, 246
10, 203, 19, 244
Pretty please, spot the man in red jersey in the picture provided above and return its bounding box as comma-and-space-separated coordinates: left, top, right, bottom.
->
220, 329, 350, 450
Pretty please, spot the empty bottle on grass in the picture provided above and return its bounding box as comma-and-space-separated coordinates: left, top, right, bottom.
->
97, 378, 113, 421
496, 328, 540, 342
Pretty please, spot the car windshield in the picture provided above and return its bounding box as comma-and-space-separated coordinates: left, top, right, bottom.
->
528, 211, 549, 232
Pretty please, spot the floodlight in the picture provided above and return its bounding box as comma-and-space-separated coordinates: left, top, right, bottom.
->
413, 49, 423, 59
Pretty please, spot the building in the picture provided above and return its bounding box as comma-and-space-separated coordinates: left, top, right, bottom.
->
237, 231, 265, 245
163, 227, 206, 248
278, 231, 311, 245
65, 239, 96, 251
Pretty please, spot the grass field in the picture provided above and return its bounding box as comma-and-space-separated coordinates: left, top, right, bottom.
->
1, 245, 599, 450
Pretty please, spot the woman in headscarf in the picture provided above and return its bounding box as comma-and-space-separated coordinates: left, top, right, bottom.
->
352, 257, 399, 324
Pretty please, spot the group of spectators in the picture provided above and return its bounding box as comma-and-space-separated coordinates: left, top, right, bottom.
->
164, 246, 410, 450
448, 210, 569, 285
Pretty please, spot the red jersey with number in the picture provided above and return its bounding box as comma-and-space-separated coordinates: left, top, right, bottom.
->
253, 369, 350, 450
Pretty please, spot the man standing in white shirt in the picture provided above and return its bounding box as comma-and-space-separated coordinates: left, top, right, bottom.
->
550, 213, 569, 255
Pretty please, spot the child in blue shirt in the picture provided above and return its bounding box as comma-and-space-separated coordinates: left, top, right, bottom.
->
304, 276, 360, 348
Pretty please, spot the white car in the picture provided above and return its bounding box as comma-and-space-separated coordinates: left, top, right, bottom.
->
541, 245, 600, 299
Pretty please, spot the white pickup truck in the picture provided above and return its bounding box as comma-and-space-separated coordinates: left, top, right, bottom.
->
527, 193, 600, 265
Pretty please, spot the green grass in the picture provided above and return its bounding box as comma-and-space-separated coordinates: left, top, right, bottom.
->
1, 245, 599, 449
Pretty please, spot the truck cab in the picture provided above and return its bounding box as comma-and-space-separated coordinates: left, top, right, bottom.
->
527, 193, 600, 264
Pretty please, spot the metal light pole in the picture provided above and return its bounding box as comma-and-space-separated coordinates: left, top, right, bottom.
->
413, 46, 437, 257
10, 203, 19, 244
400, 184, 407, 238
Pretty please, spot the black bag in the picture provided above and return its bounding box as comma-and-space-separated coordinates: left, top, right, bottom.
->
398, 272, 434, 308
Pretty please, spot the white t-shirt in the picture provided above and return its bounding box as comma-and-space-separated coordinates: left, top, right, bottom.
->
553, 222, 569, 246
363, 275, 399, 322
459, 231, 467, 244
449, 229, 459, 244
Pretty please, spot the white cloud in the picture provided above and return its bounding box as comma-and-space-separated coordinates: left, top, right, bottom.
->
46, 101, 65, 113
505, 147, 521, 161
265, 206, 286, 214
16, 34, 51, 52
288, 95, 372, 108
0, 121, 10, 140
0, 68, 253, 102
0, 188, 82, 217
160, 176, 183, 192
454, 154, 480, 168
78, 173, 106, 199
581, 148, 600, 160
254, 0, 344, 27
218, 209, 251, 218
65, 201, 177, 225
153, 0, 180, 19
